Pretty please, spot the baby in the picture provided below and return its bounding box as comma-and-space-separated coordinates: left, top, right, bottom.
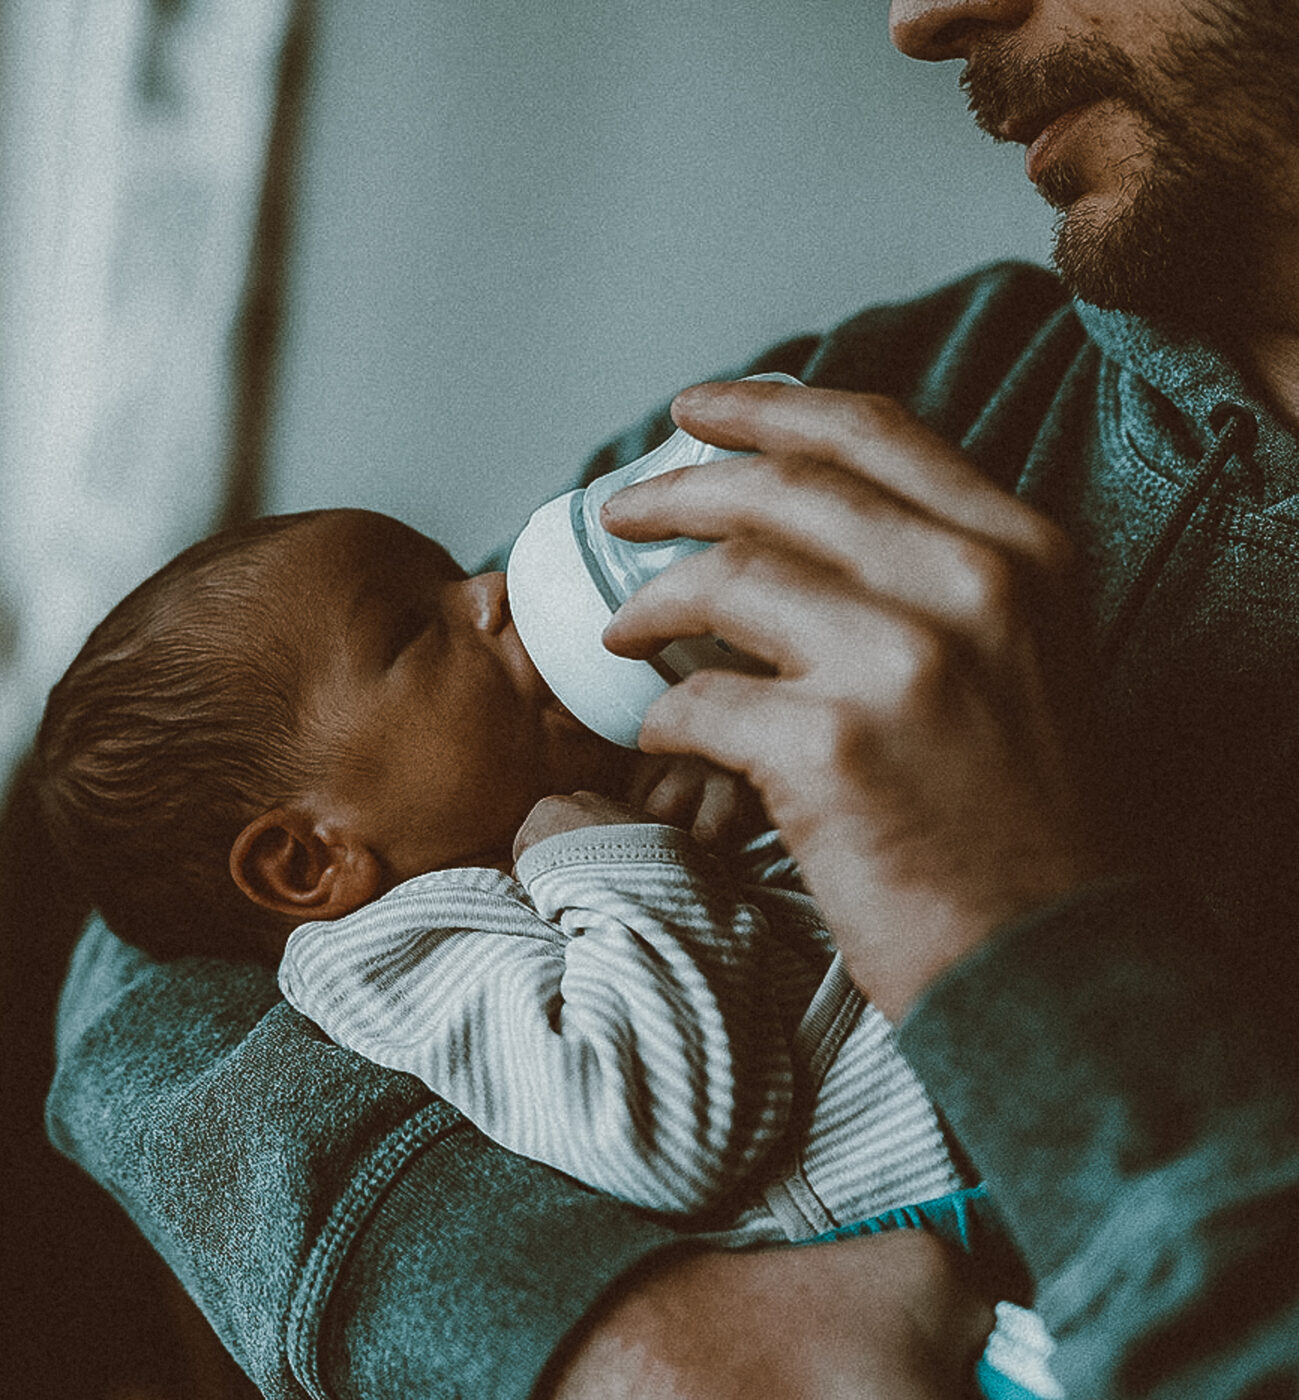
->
37, 508, 734, 958
38, 506, 1059, 1396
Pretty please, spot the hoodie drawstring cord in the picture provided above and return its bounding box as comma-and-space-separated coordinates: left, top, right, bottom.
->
1098, 403, 1259, 673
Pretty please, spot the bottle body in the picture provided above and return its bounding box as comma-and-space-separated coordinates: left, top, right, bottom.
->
577, 429, 730, 606
507, 373, 801, 746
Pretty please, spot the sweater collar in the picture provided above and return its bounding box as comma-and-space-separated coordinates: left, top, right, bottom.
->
1075, 299, 1299, 503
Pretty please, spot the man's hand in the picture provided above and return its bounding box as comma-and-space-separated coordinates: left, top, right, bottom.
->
513, 758, 765, 862
602, 379, 1106, 1019
625, 753, 766, 849
548, 1231, 995, 1400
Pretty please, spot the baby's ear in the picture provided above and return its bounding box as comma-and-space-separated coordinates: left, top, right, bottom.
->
230, 807, 382, 921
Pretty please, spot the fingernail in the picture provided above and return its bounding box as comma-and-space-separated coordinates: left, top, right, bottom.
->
600, 614, 633, 655
671, 382, 723, 418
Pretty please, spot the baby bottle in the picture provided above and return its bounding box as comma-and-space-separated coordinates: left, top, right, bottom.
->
507, 372, 803, 747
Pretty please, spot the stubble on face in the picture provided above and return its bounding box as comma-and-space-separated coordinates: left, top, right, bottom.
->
960, 2, 1299, 338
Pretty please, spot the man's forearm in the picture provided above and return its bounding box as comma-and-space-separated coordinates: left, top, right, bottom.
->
546, 1232, 994, 1400
48, 919, 680, 1400
900, 881, 1299, 1400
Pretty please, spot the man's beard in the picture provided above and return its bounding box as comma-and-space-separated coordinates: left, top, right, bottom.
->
960, 5, 1299, 337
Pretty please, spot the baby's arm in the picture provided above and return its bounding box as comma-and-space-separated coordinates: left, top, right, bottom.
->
278, 814, 792, 1218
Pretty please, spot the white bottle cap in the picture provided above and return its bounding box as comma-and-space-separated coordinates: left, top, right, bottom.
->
507, 490, 669, 747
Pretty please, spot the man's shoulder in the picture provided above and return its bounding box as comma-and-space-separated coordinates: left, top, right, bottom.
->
777, 262, 1086, 469
824, 261, 1068, 356
578, 263, 1086, 496
808, 262, 1077, 392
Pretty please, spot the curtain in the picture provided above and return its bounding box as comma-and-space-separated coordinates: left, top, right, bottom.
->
0, 0, 297, 792
2, 5, 304, 1395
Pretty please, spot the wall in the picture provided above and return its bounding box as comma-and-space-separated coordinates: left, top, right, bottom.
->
267, 0, 1051, 568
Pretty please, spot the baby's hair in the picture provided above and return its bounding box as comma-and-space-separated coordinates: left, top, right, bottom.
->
35, 511, 327, 962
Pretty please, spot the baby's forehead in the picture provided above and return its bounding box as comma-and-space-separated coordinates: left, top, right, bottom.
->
320, 509, 454, 561
270, 509, 462, 602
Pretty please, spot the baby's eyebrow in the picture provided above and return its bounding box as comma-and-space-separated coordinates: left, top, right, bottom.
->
386, 600, 436, 666
345, 580, 385, 626
342, 580, 404, 659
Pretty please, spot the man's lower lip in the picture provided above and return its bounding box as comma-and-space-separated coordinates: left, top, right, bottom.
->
1025, 104, 1093, 183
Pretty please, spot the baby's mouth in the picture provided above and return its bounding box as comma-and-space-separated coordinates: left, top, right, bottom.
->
543, 689, 586, 733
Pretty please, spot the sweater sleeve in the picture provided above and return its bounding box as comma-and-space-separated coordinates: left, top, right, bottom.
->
47, 917, 683, 1400
898, 879, 1299, 1400
278, 828, 793, 1219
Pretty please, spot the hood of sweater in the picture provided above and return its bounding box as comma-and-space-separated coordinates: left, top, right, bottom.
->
1074, 298, 1299, 509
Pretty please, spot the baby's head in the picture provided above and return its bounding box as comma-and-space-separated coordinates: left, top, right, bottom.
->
36, 508, 622, 963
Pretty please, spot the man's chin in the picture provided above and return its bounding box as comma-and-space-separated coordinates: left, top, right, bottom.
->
1053, 236, 1249, 333
1044, 162, 1261, 333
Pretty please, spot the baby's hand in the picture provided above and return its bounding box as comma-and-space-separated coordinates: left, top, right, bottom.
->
513, 791, 644, 861
627, 754, 766, 850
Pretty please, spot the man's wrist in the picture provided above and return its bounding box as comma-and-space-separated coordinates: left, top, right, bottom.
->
543, 1233, 995, 1400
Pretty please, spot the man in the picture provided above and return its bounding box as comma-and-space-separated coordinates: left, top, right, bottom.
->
891, 0, 1299, 397
556, 4, 1299, 1393
45, 1, 1299, 1397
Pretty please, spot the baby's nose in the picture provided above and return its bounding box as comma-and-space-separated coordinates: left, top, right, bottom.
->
468, 570, 511, 632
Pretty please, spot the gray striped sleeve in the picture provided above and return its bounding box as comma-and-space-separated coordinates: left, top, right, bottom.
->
278, 829, 793, 1217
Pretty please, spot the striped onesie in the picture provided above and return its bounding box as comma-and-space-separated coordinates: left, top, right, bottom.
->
279, 821, 1061, 1397
278, 822, 963, 1237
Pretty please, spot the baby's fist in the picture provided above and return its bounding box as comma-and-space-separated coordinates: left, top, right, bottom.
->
512, 791, 643, 862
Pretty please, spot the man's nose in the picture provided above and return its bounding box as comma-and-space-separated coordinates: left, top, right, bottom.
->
888, 0, 1031, 62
